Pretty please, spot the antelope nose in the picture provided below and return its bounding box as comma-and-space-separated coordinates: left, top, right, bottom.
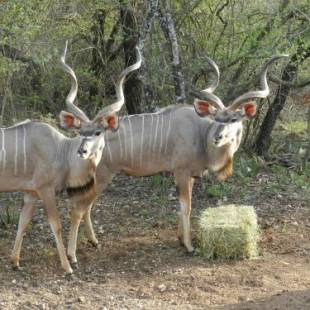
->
77, 138, 90, 157
78, 148, 87, 156
214, 134, 223, 144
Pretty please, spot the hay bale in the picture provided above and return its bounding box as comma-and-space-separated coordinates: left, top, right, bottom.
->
197, 204, 260, 260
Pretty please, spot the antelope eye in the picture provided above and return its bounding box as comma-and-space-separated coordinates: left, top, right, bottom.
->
95, 130, 101, 136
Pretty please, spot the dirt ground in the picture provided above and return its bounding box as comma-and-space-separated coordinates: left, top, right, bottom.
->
0, 172, 310, 310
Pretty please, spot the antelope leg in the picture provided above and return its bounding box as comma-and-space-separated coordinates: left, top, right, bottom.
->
67, 205, 87, 265
84, 203, 98, 247
174, 172, 195, 253
39, 188, 73, 274
11, 193, 37, 269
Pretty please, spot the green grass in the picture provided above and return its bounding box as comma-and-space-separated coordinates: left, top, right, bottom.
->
0, 203, 19, 228
203, 153, 310, 204
279, 120, 307, 137
149, 174, 174, 208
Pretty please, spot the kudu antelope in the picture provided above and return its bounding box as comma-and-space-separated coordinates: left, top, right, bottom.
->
75, 55, 287, 256
6, 42, 141, 273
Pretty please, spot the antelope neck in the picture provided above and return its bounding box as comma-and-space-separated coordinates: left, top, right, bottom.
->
66, 175, 95, 197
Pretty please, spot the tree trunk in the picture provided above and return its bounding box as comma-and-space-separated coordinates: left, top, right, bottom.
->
90, 9, 106, 99
120, 0, 143, 114
253, 45, 310, 157
253, 62, 297, 157
305, 106, 310, 163
158, 4, 185, 103
225, 0, 290, 101
0, 43, 42, 97
138, 0, 159, 111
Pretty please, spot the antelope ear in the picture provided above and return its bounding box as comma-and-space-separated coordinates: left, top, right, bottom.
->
242, 102, 257, 119
59, 111, 82, 129
96, 113, 119, 131
193, 99, 217, 117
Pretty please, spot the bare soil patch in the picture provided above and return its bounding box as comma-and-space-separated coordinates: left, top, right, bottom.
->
0, 171, 310, 309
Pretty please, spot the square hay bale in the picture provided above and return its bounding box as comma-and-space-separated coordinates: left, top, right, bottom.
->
197, 204, 260, 260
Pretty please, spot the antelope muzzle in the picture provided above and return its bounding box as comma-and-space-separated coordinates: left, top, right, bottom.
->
77, 137, 91, 159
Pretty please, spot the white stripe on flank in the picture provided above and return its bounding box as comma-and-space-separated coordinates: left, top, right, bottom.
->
0, 129, 5, 172
140, 115, 145, 167
153, 114, 160, 154
164, 110, 172, 154
14, 129, 18, 175
123, 119, 128, 161
117, 127, 123, 160
23, 125, 27, 174
105, 132, 113, 163
159, 113, 164, 154
148, 114, 154, 155
128, 116, 134, 167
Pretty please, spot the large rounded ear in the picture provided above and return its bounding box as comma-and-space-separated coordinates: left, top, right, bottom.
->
59, 111, 82, 129
95, 113, 119, 131
242, 102, 257, 119
193, 99, 217, 117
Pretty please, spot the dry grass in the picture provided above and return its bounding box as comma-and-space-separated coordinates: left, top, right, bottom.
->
197, 204, 260, 260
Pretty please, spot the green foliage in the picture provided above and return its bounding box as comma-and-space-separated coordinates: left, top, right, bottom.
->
0, 203, 19, 228
1, 0, 309, 114
205, 183, 232, 198
149, 174, 174, 208
204, 153, 310, 204
279, 121, 307, 137
0, 0, 309, 158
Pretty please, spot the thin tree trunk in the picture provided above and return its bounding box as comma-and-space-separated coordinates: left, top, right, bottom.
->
253, 62, 297, 157
225, 0, 290, 101
158, 4, 185, 103
138, 0, 159, 111
305, 106, 310, 162
253, 45, 310, 157
120, 0, 143, 114
90, 9, 106, 99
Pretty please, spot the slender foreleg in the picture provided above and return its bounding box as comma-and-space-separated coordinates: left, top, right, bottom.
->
39, 188, 73, 274
11, 193, 38, 269
84, 202, 98, 247
67, 201, 94, 265
82, 174, 110, 246
67, 185, 100, 264
174, 171, 195, 253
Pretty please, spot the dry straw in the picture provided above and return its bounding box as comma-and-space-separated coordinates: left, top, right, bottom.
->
197, 204, 260, 260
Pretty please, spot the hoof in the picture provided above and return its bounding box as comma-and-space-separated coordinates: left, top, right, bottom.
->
65, 267, 74, 276
88, 240, 99, 248
71, 261, 79, 270
12, 264, 21, 271
186, 249, 195, 257
177, 236, 185, 247
67, 254, 78, 266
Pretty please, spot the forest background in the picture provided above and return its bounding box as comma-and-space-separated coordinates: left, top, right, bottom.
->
0, 2, 310, 308
0, 0, 309, 160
